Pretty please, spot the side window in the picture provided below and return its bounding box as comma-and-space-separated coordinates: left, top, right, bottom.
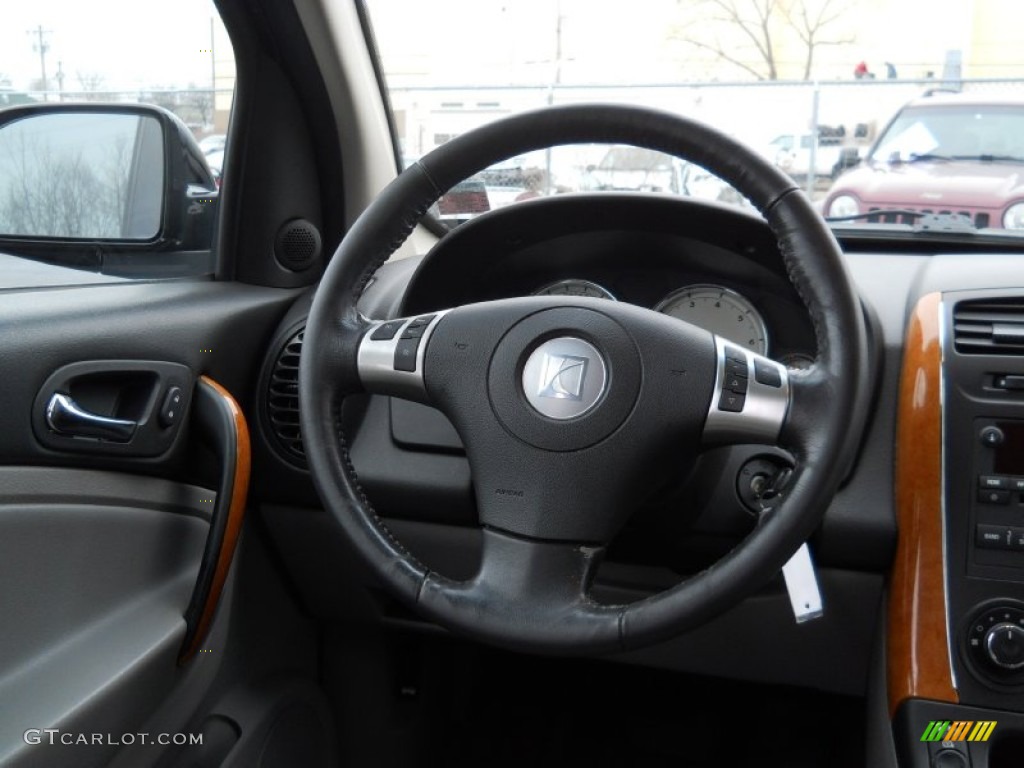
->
0, 1, 235, 288
800, 135, 813, 150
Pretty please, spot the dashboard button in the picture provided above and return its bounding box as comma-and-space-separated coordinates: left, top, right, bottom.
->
978, 488, 1011, 505
1013, 527, 1024, 551
980, 426, 1005, 446
979, 475, 1009, 490
1011, 477, 1024, 491
976, 524, 1012, 549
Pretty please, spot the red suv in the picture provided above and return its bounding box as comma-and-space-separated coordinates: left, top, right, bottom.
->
823, 94, 1024, 230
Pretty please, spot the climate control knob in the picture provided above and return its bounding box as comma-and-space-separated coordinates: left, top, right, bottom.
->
985, 622, 1024, 670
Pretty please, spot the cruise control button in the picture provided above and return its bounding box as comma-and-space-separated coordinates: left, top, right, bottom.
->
754, 359, 782, 388
725, 359, 748, 379
410, 314, 436, 327
370, 320, 404, 341
978, 488, 1011, 505
718, 392, 745, 412
724, 346, 746, 365
394, 338, 421, 372
725, 374, 748, 394
977, 525, 1012, 550
400, 324, 427, 340
980, 475, 1009, 490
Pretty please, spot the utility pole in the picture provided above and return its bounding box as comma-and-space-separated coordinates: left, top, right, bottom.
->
544, 0, 564, 195
56, 60, 65, 101
209, 17, 217, 128
28, 25, 52, 95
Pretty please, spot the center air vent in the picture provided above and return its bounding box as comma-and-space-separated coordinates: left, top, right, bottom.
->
266, 327, 305, 464
954, 298, 1024, 355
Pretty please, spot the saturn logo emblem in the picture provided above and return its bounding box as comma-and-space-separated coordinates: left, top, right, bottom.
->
522, 337, 607, 419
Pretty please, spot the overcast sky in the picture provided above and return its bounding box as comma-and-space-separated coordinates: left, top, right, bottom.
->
1, 0, 224, 92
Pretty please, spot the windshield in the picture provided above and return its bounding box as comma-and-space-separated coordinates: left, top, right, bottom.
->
363, 0, 1024, 237
870, 104, 1024, 163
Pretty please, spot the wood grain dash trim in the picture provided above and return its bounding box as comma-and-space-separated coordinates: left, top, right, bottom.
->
888, 291, 958, 714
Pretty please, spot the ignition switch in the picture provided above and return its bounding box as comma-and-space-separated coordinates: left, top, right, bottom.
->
736, 457, 793, 514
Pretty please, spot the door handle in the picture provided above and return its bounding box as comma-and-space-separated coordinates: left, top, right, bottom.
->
45, 392, 138, 442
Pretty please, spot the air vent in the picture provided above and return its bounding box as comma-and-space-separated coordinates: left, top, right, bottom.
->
267, 327, 305, 463
954, 298, 1024, 354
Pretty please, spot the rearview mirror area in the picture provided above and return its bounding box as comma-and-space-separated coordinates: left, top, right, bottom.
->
0, 112, 164, 240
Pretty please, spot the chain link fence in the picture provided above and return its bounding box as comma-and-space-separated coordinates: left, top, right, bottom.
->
388, 78, 1024, 199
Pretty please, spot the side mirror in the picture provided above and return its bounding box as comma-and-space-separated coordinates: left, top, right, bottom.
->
0, 103, 217, 270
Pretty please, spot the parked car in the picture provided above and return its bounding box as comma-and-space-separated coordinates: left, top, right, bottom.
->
823, 94, 1024, 229
197, 133, 226, 156
763, 128, 858, 180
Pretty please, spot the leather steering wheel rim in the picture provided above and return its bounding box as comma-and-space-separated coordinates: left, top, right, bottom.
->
299, 103, 867, 654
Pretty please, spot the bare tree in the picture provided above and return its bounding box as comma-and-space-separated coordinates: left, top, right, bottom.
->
783, 0, 855, 80
75, 70, 107, 101
673, 0, 854, 81
180, 84, 214, 127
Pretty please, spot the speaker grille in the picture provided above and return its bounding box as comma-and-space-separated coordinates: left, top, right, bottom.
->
266, 328, 305, 463
274, 220, 321, 272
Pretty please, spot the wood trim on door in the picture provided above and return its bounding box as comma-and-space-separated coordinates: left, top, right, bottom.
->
179, 376, 251, 663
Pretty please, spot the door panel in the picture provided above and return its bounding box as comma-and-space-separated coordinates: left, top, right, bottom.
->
0, 280, 298, 765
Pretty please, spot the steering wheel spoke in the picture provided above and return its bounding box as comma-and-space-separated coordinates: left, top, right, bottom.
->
356, 310, 452, 403
702, 335, 790, 447
419, 528, 623, 653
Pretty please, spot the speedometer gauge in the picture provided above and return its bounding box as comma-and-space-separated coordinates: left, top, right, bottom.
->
655, 284, 768, 355
533, 279, 616, 300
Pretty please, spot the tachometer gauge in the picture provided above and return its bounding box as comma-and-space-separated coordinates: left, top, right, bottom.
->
655, 284, 768, 355
533, 279, 616, 300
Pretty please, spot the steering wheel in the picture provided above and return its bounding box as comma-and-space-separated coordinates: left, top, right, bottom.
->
300, 104, 867, 654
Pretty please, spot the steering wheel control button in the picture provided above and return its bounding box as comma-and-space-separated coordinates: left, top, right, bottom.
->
980, 425, 1006, 446
159, 386, 184, 428
370, 320, 403, 341
394, 338, 422, 372
725, 359, 748, 379
718, 391, 746, 412
704, 336, 790, 444
521, 337, 607, 420
725, 372, 748, 393
358, 311, 449, 399
754, 359, 783, 388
